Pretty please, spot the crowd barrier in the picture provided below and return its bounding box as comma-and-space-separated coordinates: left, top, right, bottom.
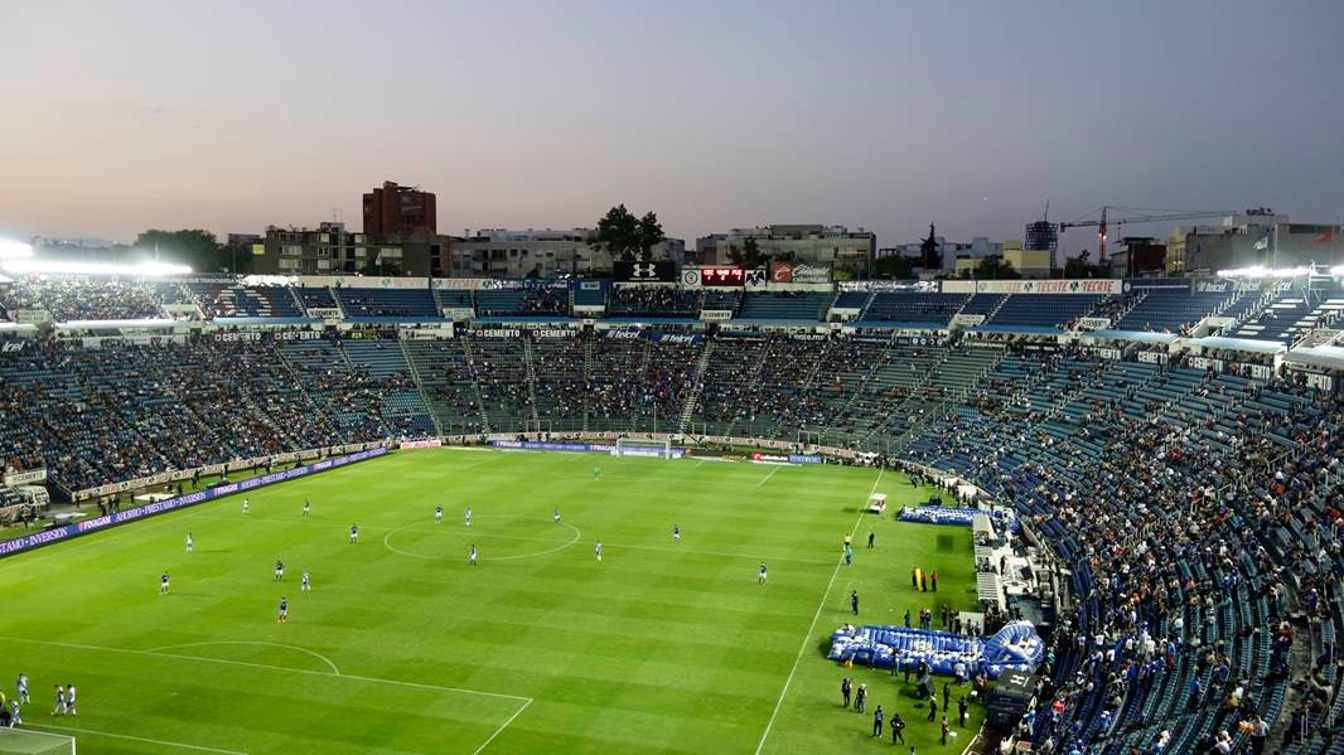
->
0, 447, 389, 559
827, 620, 1043, 679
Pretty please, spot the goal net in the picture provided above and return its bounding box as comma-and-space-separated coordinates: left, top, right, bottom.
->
0, 729, 76, 755
612, 437, 674, 459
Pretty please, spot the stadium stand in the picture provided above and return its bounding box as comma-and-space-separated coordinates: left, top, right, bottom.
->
190, 282, 306, 319
985, 294, 1104, 331
737, 291, 832, 321
860, 292, 969, 326
334, 287, 440, 320
5, 273, 1344, 752
1113, 291, 1235, 333
296, 286, 340, 313
0, 276, 170, 321
608, 285, 700, 316
475, 287, 570, 317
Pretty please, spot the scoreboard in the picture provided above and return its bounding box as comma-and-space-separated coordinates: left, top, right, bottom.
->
700, 267, 747, 286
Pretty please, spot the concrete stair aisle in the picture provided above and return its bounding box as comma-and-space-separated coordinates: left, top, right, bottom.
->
401, 339, 444, 436
677, 340, 715, 434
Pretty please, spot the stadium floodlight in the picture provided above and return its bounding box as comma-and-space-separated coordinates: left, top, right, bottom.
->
0, 258, 192, 277
0, 238, 34, 259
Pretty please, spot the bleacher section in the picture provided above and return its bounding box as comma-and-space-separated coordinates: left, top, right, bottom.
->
335, 288, 440, 320
859, 292, 967, 327
1113, 292, 1233, 333
1235, 289, 1344, 343
297, 286, 339, 313
737, 291, 831, 321
191, 283, 306, 319
985, 294, 1101, 331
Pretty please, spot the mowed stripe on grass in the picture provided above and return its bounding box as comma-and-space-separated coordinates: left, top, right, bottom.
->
0, 450, 969, 754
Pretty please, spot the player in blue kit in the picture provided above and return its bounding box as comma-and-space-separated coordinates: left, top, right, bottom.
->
277, 596, 288, 623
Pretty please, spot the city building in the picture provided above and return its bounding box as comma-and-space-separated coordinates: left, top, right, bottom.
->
252, 222, 450, 277
1002, 241, 1052, 278
879, 236, 1002, 274
450, 228, 686, 278
1108, 237, 1167, 277
1169, 209, 1343, 273
696, 225, 875, 275
362, 181, 437, 236
1023, 220, 1059, 272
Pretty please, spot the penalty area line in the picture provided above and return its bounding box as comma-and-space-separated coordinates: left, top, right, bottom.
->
471, 697, 533, 755
28, 723, 249, 755
753, 467, 883, 755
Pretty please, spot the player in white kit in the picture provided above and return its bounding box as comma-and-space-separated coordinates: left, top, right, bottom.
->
16, 673, 29, 704
65, 684, 77, 716
349, 523, 359, 543
595, 542, 603, 561
186, 532, 194, 553
465, 506, 472, 527
673, 524, 680, 543
469, 544, 478, 566
301, 571, 311, 592
435, 505, 443, 524
242, 498, 250, 515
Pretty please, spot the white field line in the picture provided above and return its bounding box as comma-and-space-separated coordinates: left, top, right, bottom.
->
146, 641, 341, 675
0, 635, 531, 704
753, 467, 883, 755
470, 698, 533, 755
757, 466, 782, 486
28, 723, 248, 755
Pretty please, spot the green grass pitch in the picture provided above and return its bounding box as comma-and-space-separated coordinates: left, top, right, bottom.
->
0, 450, 983, 754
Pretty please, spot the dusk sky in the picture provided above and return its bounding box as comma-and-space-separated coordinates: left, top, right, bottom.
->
2, 0, 1342, 252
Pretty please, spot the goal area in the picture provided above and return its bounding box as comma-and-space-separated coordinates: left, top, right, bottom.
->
0, 729, 76, 755
612, 437, 674, 459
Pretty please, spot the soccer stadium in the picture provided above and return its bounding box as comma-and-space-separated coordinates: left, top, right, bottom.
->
1, 268, 1342, 755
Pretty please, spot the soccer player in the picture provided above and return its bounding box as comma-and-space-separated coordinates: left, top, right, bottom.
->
349, 523, 359, 543
469, 544, 478, 566
302, 499, 311, 517
277, 596, 289, 623
185, 532, 193, 553
758, 562, 769, 585
867, 531, 875, 549
242, 498, 250, 515
592, 466, 601, 480
274, 559, 285, 582
8, 697, 19, 726
65, 684, 76, 716
851, 590, 859, 615
435, 505, 443, 524
594, 542, 603, 562
553, 507, 560, 525
160, 571, 170, 595
464, 506, 472, 527
301, 571, 311, 592
672, 524, 680, 543
16, 674, 29, 705
52, 685, 65, 716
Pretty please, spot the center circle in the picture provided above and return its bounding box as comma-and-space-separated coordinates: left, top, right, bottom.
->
382, 515, 581, 562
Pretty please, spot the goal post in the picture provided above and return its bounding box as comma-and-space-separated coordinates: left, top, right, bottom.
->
613, 437, 674, 459
0, 728, 77, 755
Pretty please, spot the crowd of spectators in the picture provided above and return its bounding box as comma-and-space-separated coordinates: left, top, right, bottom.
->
609, 286, 701, 316
517, 288, 569, 315
0, 276, 171, 321
4, 323, 1344, 751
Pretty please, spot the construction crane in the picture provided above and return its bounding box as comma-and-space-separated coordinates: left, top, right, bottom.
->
1059, 206, 1232, 261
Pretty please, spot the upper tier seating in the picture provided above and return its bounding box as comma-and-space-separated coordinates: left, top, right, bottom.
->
334, 288, 440, 320
737, 291, 832, 321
